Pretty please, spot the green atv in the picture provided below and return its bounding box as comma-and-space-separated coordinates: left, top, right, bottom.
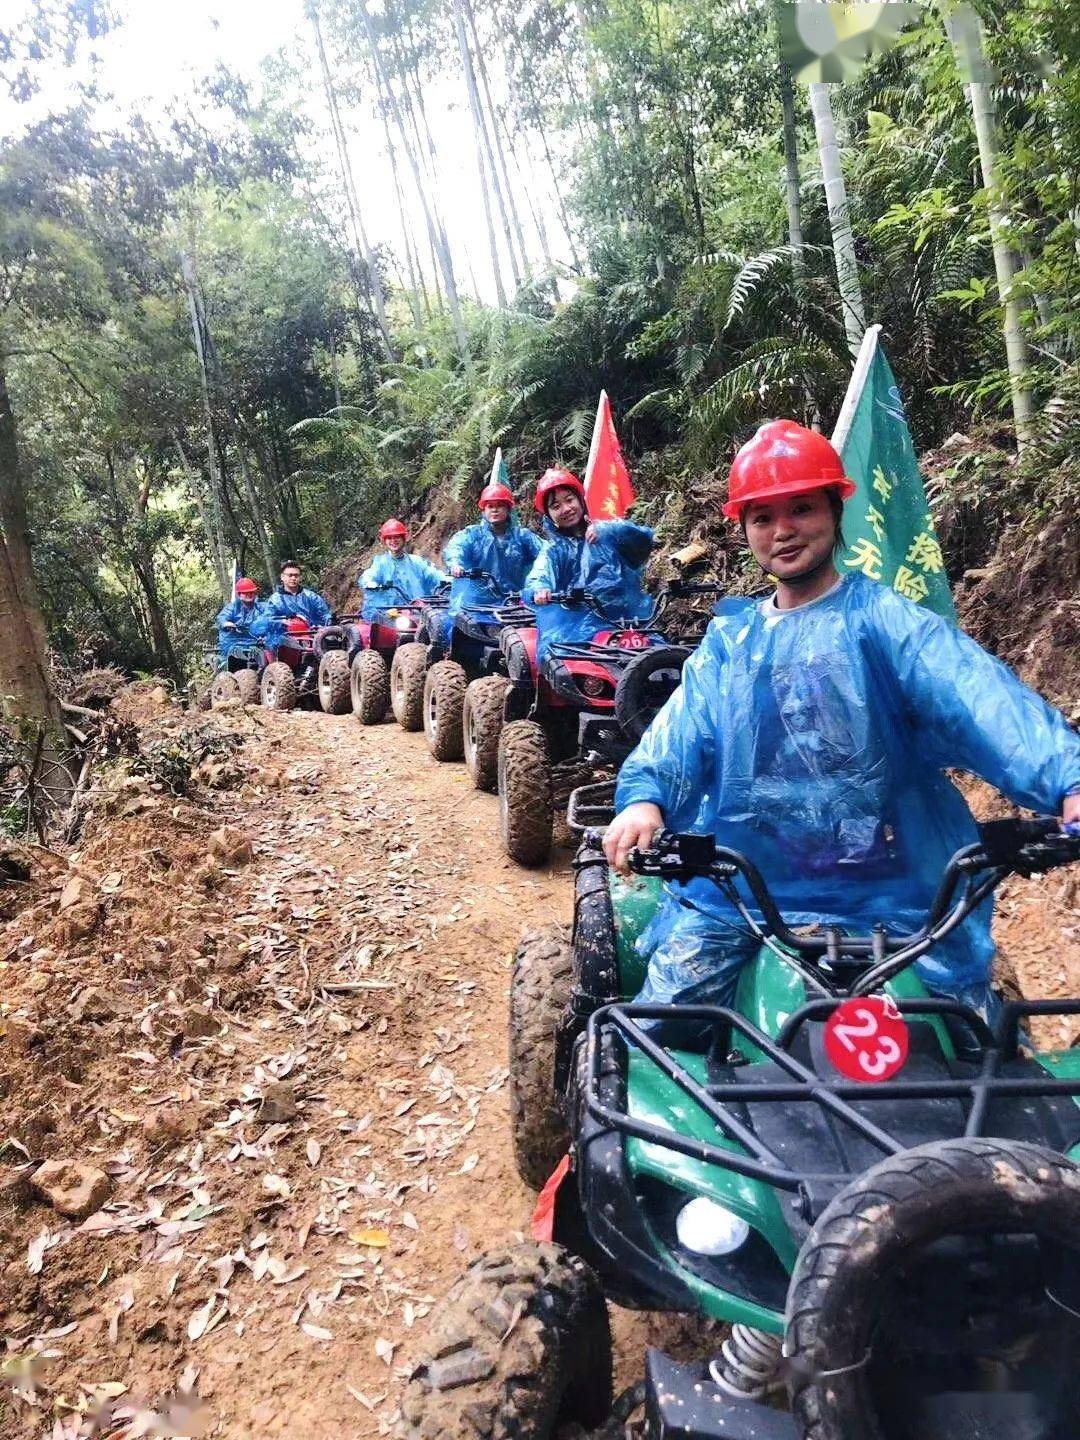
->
401, 788, 1080, 1440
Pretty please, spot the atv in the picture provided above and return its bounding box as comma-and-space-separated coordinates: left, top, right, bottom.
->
419, 569, 533, 763
401, 804, 1080, 1440
388, 588, 453, 733
350, 581, 451, 727
202, 628, 264, 708
259, 617, 352, 713
491, 581, 719, 865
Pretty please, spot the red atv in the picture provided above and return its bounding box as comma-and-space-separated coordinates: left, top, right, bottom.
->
259, 617, 352, 713
484, 581, 719, 865
348, 582, 451, 727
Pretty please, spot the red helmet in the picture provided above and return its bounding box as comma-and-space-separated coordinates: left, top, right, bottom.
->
235, 577, 258, 597
478, 482, 515, 509
534, 467, 586, 514
723, 420, 855, 522
285, 617, 311, 635
379, 518, 408, 541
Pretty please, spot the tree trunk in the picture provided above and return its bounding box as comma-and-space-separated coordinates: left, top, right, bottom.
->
180, 252, 277, 583
179, 252, 236, 588
130, 551, 181, 682
235, 444, 278, 585
775, 3, 804, 266
942, 10, 1034, 444
500, 113, 556, 275
456, 0, 523, 289
518, 62, 583, 272
359, 0, 470, 364
173, 435, 229, 599
464, 0, 532, 280
0, 361, 73, 812
808, 83, 867, 357
453, 0, 507, 305
309, 5, 396, 360
378, 96, 424, 327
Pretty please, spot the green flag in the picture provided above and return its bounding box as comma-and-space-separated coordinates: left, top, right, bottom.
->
490, 447, 511, 490
832, 325, 955, 621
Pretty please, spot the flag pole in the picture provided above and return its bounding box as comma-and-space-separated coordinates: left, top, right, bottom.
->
831, 323, 881, 453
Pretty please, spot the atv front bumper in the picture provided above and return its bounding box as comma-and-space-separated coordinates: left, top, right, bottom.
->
645, 1351, 796, 1439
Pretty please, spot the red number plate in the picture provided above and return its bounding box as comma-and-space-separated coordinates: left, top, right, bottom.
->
618, 632, 649, 650
824, 996, 909, 1083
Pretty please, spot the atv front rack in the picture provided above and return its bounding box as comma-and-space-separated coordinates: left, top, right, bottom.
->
567, 781, 616, 834
584, 998, 1080, 1204
547, 634, 664, 668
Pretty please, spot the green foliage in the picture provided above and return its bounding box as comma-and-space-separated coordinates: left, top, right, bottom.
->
5, 0, 1080, 682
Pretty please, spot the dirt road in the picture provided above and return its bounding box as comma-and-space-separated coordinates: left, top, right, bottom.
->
1, 704, 574, 1439
1, 700, 1077, 1440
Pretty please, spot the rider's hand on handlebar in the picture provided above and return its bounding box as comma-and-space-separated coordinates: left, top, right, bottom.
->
450, 565, 465, 578
603, 802, 665, 874
533, 588, 552, 606
1065, 793, 1080, 827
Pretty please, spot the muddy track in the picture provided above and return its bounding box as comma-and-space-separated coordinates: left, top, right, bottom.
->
1, 705, 1076, 1439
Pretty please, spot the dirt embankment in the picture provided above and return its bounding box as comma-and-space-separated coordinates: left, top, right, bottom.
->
0, 689, 1076, 1439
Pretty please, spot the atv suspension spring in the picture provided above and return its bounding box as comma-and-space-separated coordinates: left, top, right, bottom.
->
709, 1325, 783, 1402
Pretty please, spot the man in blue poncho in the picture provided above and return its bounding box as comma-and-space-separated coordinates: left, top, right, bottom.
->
253, 560, 334, 649
604, 419, 1080, 1019
215, 577, 264, 657
358, 518, 446, 621
524, 467, 655, 661
443, 482, 542, 627
258, 560, 333, 630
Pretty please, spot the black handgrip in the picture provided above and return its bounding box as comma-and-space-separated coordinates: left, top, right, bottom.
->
976, 817, 1062, 865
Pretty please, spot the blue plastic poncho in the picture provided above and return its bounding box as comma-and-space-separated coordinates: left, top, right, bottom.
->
252, 585, 334, 646
614, 573, 1080, 1005
523, 518, 655, 661
358, 552, 446, 622
215, 597, 266, 658
443, 517, 542, 615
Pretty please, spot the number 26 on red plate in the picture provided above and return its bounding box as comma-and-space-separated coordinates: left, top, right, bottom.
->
824, 995, 909, 1083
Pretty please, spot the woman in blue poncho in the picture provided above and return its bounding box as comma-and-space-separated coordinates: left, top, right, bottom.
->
603, 419, 1080, 1018
358, 518, 446, 621
523, 467, 655, 661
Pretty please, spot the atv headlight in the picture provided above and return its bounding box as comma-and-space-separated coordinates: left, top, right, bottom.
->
395, 614, 413, 632
675, 1197, 750, 1257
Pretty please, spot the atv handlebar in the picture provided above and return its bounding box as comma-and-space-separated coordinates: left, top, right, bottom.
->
626, 819, 1080, 997
364, 581, 412, 605
544, 579, 722, 631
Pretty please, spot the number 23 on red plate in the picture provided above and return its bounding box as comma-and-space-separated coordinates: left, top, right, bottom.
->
824, 995, 910, 1083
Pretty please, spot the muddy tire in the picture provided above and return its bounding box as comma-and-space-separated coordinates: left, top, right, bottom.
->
235, 668, 261, 706
509, 924, 573, 1189
423, 660, 467, 762
261, 661, 297, 712
787, 1137, 1080, 1440
317, 651, 351, 714
498, 721, 552, 866
351, 650, 390, 724
391, 644, 427, 731
208, 672, 240, 708
463, 676, 507, 792
400, 1242, 612, 1440
613, 645, 689, 744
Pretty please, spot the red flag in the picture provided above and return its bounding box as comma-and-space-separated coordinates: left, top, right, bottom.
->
583, 390, 636, 520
